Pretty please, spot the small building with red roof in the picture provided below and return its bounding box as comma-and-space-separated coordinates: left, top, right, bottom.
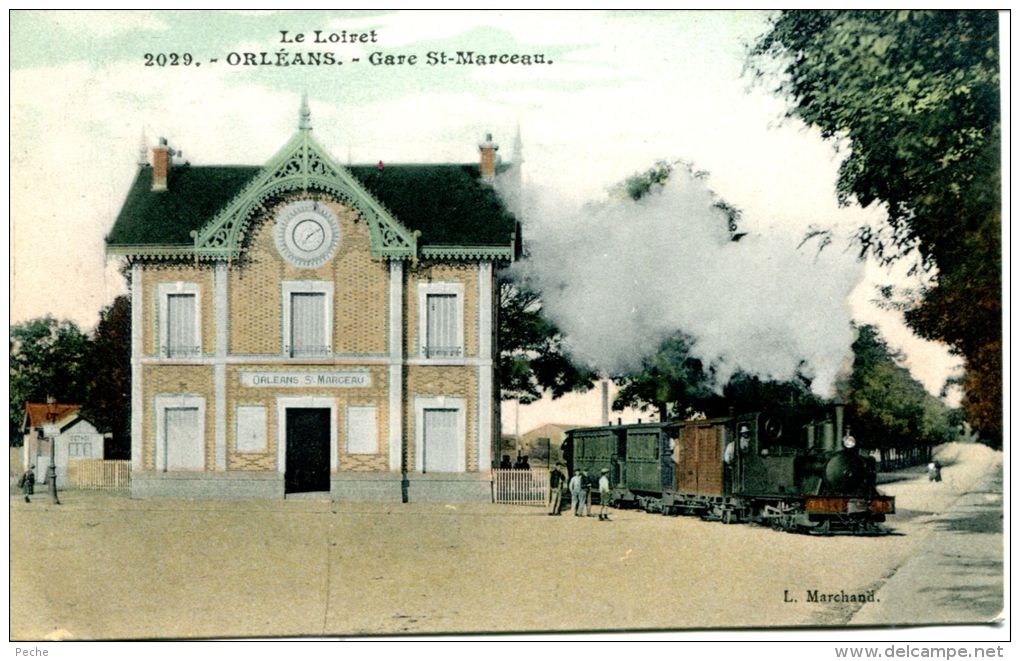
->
21, 402, 105, 487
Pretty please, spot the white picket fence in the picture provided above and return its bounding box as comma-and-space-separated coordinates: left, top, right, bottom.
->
491, 468, 549, 506
66, 459, 131, 489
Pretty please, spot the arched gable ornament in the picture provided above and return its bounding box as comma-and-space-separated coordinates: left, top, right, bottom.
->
191, 101, 417, 261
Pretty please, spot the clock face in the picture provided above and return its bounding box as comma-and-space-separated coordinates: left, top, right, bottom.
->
273, 200, 340, 268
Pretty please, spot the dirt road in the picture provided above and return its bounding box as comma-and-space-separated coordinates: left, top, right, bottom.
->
10, 444, 1001, 639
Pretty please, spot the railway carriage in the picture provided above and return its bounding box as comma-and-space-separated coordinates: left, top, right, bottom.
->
563, 406, 894, 535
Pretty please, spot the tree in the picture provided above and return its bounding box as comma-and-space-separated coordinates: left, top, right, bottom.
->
839, 325, 957, 459
9, 317, 91, 425
81, 295, 131, 458
752, 10, 1001, 444
612, 332, 716, 421
497, 278, 595, 404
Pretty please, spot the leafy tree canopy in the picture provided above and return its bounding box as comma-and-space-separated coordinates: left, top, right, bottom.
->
497, 278, 596, 404
81, 296, 132, 456
839, 324, 957, 450
10, 317, 90, 423
752, 10, 1001, 444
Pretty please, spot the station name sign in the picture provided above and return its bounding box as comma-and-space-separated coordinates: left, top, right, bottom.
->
241, 371, 371, 388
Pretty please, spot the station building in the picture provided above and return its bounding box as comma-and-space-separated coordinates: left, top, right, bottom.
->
106, 102, 518, 500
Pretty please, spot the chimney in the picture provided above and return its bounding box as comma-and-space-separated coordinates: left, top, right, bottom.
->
151, 137, 176, 192
601, 379, 609, 425
479, 132, 499, 180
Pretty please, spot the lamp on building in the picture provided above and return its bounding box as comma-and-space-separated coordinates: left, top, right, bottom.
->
45, 395, 61, 505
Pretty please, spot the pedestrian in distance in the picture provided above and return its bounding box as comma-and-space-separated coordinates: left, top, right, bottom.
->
548, 462, 567, 515
19, 465, 36, 503
581, 470, 593, 517
598, 468, 611, 521
568, 471, 583, 516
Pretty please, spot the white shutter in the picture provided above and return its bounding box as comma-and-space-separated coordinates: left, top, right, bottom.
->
291, 292, 326, 356
423, 408, 460, 472
167, 293, 197, 357
346, 406, 378, 455
164, 407, 202, 470
426, 294, 459, 357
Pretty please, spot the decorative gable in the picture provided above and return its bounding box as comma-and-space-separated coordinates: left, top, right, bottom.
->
192, 101, 418, 261
107, 100, 518, 263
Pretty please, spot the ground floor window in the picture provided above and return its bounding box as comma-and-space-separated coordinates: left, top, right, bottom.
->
414, 397, 466, 473
155, 395, 206, 472
422, 408, 459, 472
164, 408, 202, 470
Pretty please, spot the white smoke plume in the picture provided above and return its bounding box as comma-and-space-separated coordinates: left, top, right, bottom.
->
498, 167, 863, 397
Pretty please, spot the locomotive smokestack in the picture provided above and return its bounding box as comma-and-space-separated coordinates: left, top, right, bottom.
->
835, 404, 845, 449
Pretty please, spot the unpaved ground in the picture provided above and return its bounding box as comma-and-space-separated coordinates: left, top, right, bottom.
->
10, 443, 1001, 639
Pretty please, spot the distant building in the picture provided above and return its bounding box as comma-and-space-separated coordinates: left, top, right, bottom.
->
106, 101, 519, 500
21, 403, 105, 487
507, 422, 585, 466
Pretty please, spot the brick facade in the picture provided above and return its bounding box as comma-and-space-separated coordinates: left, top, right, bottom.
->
229, 196, 388, 356
142, 265, 215, 357
141, 365, 215, 471
132, 193, 497, 498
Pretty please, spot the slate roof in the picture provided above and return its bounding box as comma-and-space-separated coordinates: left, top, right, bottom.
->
107, 162, 518, 252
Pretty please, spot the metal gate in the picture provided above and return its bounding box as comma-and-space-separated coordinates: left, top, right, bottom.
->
491, 469, 549, 506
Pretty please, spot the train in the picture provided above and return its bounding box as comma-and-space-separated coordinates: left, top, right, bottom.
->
561, 405, 894, 535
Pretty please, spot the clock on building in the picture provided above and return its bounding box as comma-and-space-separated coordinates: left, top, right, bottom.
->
273, 200, 340, 268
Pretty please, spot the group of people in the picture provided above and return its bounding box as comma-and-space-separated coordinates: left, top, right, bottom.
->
548, 462, 611, 521
498, 455, 531, 471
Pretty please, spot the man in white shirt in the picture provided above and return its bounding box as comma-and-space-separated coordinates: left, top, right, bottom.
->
568, 471, 583, 516
598, 468, 611, 521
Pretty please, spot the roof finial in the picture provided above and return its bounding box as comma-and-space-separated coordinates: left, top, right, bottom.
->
137, 127, 148, 167
299, 93, 311, 131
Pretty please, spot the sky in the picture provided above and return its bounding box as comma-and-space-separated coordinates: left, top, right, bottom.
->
8, 9, 973, 432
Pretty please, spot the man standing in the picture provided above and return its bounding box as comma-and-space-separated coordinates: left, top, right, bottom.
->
548, 462, 567, 515
19, 465, 35, 503
568, 471, 583, 516
581, 470, 593, 517
598, 468, 611, 521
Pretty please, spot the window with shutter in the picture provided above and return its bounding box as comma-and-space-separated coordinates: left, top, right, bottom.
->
166, 293, 198, 357
164, 407, 203, 471
422, 408, 460, 472
426, 293, 460, 357
290, 292, 328, 357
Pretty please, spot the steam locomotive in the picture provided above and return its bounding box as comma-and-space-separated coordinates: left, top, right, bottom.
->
562, 405, 894, 535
